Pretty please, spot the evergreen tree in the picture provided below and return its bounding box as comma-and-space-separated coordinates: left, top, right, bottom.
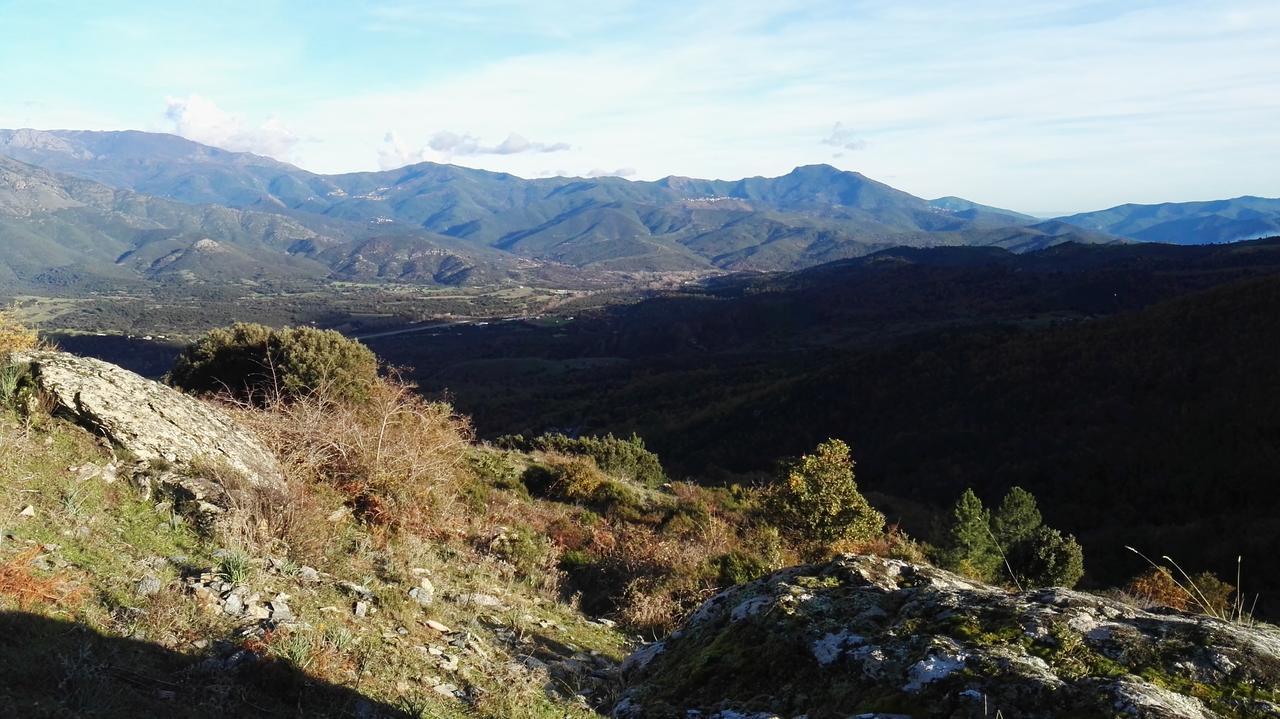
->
941, 489, 1001, 580
768, 439, 884, 545
1011, 526, 1085, 588
992, 486, 1043, 550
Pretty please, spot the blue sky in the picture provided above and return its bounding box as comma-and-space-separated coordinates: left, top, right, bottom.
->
0, 0, 1277, 213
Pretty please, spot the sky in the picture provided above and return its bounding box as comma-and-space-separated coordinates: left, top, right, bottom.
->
0, 0, 1277, 214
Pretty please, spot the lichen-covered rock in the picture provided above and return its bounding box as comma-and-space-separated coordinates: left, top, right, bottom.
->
12, 351, 283, 491
614, 555, 1280, 719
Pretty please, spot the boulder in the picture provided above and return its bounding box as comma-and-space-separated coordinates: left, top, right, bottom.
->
614, 554, 1280, 719
11, 351, 283, 492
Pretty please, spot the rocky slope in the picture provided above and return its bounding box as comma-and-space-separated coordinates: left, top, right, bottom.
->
614, 555, 1280, 718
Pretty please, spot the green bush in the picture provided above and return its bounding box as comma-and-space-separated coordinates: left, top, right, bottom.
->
467, 449, 528, 496
497, 432, 667, 487
711, 550, 773, 586
766, 438, 884, 545
1010, 526, 1085, 588
169, 322, 378, 403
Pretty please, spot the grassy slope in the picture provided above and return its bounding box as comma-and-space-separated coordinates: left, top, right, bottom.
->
0, 411, 630, 718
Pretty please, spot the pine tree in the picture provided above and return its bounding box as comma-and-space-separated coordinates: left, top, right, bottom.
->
992, 486, 1043, 550
941, 489, 1001, 581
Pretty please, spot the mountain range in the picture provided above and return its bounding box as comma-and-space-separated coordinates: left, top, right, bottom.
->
1, 128, 1276, 291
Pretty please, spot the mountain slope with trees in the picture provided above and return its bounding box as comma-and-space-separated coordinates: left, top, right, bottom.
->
1, 129, 1116, 274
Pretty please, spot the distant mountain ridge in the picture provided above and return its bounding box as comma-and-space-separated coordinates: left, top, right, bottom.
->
0, 128, 1121, 280
1056, 196, 1280, 245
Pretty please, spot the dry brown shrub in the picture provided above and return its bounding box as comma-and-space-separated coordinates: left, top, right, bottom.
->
0, 308, 40, 356
592, 516, 742, 633
0, 547, 84, 609
830, 524, 927, 563
231, 375, 473, 535
1126, 567, 1192, 611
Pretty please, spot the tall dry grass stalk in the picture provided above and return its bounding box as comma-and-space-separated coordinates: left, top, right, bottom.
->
1125, 546, 1259, 626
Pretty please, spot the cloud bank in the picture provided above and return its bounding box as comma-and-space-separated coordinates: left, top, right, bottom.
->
164, 95, 298, 159
427, 131, 570, 156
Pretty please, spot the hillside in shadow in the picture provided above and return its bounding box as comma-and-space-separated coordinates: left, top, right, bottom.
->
0, 611, 409, 718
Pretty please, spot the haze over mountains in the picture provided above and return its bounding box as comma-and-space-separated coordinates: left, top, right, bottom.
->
1, 128, 1276, 292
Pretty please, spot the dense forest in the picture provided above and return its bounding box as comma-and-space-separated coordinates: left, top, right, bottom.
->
363, 239, 1280, 613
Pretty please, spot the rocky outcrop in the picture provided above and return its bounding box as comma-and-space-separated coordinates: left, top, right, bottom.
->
11, 351, 283, 492
614, 555, 1280, 719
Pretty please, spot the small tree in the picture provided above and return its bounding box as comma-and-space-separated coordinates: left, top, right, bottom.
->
1012, 526, 1085, 588
992, 486, 1043, 550
768, 439, 884, 545
941, 489, 1001, 580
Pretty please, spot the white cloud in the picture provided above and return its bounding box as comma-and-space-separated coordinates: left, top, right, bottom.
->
377, 131, 429, 170
821, 122, 868, 151
586, 167, 636, 178
164, 94, 298, 159
427, 131, 570, 156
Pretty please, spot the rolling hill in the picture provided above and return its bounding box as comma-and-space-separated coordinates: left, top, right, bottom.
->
0, 155, 545, 292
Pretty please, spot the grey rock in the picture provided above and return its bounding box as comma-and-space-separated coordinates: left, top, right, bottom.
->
270, 596, 294, 622
222, 593, 244, 616
409, 577, 435, 606
456, 592, 502, 608
11, 351, 283, 491
615, 554, 1280, 719
298, 565, 320, 583
135, 574, 164, 597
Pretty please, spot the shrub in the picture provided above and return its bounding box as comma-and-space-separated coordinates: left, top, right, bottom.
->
711, 550, 773, 586
833, 524, 929, 564
169, 322, 378, 403
766, 439, 884, 545
545, 456, 608, 502
467, 449, 527, 496
1125, 566, 1235, 615
1190, 571, 1237, 616
0, 308, 39, 357
497, 432, 666, 487
486, 525, 560, 587
1010, 526, 1085, 588
1126, 567, 1191, 610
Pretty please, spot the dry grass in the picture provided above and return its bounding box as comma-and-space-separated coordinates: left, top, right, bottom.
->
0, 546, 84, 609
188, 457, 338, 562
830, 524, 929, 564
229, 375, 474, 536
